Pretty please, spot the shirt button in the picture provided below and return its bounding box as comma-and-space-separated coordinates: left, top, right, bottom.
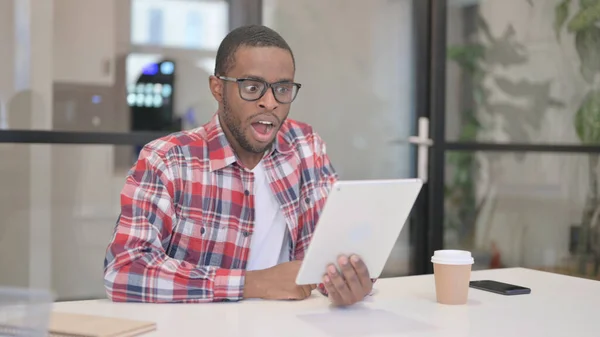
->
244, 190, 250, 196
243, 231, 250, 237
305, 197, 311, 204
200, 227, 206, 235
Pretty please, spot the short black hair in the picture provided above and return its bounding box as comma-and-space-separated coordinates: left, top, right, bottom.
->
214, 25, 295, 76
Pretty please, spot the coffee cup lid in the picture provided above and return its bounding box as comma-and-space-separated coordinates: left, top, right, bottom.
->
431, 250, 474, 265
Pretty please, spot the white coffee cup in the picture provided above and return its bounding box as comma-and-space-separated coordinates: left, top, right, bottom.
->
431, 250, 474, 305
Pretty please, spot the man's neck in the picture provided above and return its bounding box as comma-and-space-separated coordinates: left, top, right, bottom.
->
236, 152, 263, 170
226, 135, 263, 170
218, 116, 264, 170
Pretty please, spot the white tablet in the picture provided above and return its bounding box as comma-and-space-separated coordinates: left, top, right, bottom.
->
295, 178, 423, 285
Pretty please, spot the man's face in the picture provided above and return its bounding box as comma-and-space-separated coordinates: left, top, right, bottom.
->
217, 46, 295, 154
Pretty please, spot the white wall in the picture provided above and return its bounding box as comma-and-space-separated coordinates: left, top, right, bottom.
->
53, 0, 116, 86
263, 0, 416, 276
0, 1, 27, 288
50, 144, 124, 300
0, 0, 15, 107
0, 0, 54, 292
50, 0, 123, 299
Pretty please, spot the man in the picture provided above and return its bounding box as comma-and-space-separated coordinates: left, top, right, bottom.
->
103, 25, 372, 306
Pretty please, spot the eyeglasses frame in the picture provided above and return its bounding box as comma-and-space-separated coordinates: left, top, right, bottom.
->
217, 76, 302, 104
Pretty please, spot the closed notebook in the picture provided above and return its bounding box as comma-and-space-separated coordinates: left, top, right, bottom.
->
49, 312, 156, 337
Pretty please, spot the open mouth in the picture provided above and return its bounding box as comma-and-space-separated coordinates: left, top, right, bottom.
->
250, 120, 276, 142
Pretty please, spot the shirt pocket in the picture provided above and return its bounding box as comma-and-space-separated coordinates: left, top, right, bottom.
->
299, 182, 329, 217
299, 185, 316, 215
168, 217, 227, 267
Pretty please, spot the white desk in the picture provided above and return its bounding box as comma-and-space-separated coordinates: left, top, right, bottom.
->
53, 268, 599, 337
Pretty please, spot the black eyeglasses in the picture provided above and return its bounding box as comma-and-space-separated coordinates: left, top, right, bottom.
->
218, 76, 301, 104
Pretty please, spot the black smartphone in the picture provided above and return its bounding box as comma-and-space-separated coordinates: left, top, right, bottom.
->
469, 280, 531, 295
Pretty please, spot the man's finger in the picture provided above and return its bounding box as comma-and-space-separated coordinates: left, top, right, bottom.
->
350, 255, 372, 291
327, 264, 352, 304
323, 275, 343, 305
338, 255, 363, 301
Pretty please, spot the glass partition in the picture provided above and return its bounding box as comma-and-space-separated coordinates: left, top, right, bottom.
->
444, 150, 600, 280
0, 144, 135, 301
445, 0, 600, 145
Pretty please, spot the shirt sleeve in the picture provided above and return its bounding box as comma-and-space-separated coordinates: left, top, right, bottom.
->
103, 145, 245, 303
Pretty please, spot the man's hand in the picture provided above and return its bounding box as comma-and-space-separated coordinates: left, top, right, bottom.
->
244, 261, 316, 300
322, 255, 372, 307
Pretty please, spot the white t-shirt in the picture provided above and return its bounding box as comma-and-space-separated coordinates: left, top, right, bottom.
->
245, 161, 290, 271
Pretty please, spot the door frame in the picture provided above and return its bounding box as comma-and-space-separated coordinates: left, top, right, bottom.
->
410, 0, 449, 275
423, 0, 448, 275
409, 0, 434, 275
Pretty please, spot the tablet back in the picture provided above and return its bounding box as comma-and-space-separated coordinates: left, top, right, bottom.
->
295, 179, 423, 285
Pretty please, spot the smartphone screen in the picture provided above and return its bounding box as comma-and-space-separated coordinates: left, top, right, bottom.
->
469, 280, 531, 295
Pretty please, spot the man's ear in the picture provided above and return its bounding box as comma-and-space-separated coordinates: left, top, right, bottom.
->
209, 75, 223, 103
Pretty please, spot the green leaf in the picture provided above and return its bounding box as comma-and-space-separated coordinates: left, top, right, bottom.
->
574, 26, 600, 82
574, 90, 600, 144
447, 44, 485, 74
567, 1, 600, 32
580, 0, 600, 9
459, 117, 481, 141
555, 0, 572, 39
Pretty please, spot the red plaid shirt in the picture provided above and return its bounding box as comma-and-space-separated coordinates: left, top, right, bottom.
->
103, 113, 337, 302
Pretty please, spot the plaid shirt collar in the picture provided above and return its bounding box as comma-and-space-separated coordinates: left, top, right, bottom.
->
207, 113, 294, 172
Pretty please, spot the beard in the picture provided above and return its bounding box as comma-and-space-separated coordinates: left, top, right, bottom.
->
221, 90, 280, 154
